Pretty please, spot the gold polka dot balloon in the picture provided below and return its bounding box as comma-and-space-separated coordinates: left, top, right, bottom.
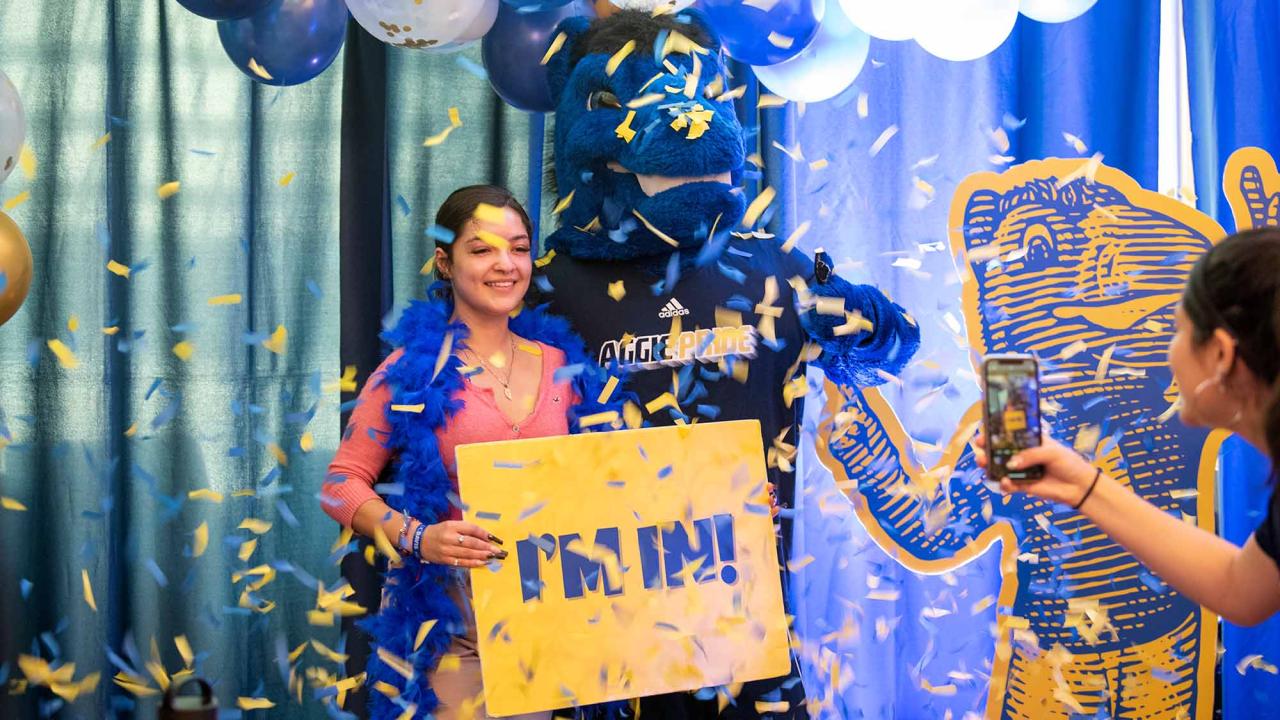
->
0, 211, 32, 327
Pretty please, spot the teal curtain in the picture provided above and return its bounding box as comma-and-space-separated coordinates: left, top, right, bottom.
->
0, 1, 346, 716
0, 2, 541, 716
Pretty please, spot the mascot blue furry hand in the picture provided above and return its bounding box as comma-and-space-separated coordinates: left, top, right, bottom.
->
533, 9, 921, 720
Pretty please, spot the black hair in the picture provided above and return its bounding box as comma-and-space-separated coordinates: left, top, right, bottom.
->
1182, 228, 1280, 471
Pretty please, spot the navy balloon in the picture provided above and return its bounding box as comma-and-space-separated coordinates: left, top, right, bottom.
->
218, 0, 349, 86
695, 0, 823, 66
176, 0, 273, 21
482, 0, 596, 113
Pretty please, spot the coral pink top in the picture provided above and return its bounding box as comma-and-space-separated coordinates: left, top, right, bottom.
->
321, 342, 579, 527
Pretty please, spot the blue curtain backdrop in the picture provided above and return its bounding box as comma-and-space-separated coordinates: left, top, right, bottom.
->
1186, 2, 1280, 718
780, 3, 1163, 717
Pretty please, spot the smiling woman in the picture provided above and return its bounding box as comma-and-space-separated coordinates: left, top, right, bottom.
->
319, 185, 625, 720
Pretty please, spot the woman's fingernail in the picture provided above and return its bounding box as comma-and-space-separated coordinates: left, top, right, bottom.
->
490, 550, 508, 560
1007, 457, 1023, 470
488, 533, 504, 545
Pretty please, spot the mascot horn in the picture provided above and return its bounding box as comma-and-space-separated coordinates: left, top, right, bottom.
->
532, 9, 922, 719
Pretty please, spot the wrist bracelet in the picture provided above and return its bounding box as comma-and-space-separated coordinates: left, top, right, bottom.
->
411, 522, 427, 559
1074, 467, 1102, 510
397, 512, 413, 554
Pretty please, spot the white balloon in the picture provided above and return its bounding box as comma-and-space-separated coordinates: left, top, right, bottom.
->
754, 0, 869, 103
1019, 0, 1096, 23
837, 0, 920, 41
914, 0, 1018, 61
347, 0, 498, 51
0, 70, 23, 188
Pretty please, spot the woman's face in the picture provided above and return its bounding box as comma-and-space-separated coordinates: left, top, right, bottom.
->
1168, 304, 1229, 427
437, 206, 532, 320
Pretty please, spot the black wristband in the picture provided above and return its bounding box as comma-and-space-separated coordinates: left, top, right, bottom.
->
1074, 467, 1102, 510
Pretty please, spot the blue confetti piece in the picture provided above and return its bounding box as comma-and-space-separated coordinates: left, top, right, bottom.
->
493, 461, 524, 470
260, 466, 281, 486
0, 271, 6, 293
275, 499, 300, 528
151, 396, 181, 430
145, 559, 168, 587
696, 404, 721, 420
1139, 570, 1167, 593
306, 278, 323, 299
475, 510, 501, 521
189, 147, 216, 156
518, 501, 546, 520
20, 578, 32, 599
657, 465, 673, 479
553, 363, 584, 384
372, 482, 405, 496
40, 631, 60, 658
455, 55, 488, 80
446, 492, 470, 512
426, 224, 455, 244
395, 194, 411, 217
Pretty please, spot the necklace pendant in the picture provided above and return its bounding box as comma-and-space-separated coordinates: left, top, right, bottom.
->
503, 387, 513, 401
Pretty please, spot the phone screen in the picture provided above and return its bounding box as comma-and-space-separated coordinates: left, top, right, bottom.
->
983, 355, 1043, 481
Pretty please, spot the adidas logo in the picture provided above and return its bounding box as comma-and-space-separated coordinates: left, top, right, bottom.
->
658, 298, 690, 319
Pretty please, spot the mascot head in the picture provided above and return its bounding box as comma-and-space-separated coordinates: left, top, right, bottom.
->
544, 9, 747, 261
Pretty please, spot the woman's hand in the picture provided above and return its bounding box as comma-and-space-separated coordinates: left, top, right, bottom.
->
972, 430, 1101, 508
419, 520, 507, 568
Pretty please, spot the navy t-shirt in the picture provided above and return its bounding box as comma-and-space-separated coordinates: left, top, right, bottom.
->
533, 239, 817, 549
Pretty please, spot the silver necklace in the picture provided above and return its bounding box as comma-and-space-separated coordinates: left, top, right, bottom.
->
466, 335, 517, 400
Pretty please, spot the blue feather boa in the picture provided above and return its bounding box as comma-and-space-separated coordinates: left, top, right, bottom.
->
358, 283, 627, 719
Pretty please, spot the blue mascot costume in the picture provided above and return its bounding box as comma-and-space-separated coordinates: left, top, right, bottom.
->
533, 9, 921, 719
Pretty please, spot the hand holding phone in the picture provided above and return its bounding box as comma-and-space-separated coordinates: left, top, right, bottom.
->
981, 353, 1044, 482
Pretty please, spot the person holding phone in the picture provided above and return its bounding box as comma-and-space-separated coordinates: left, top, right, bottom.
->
975, 228, 1280, 625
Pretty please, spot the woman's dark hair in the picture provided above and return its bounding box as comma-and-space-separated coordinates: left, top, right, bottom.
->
433, 184, 534, 259
1181, 228, 1280, 469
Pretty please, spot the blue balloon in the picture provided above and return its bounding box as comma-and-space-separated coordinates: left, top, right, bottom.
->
695, 0, 823, 66
217, 0, 348, 86
176, 0, 273, 21
482, 0, 596, 113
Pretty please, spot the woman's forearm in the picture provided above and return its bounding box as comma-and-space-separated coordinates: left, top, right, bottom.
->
351, 497, 410, 549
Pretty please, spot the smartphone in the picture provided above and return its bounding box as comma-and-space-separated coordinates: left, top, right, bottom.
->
981, 353, 1044, 482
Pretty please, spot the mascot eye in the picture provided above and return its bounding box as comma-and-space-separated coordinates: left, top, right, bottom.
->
587, 90, 622, 111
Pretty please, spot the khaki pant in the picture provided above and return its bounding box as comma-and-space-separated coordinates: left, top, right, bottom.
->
429, 574, 553, 720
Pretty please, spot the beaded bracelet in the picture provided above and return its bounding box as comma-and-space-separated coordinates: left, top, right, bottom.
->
411, 522, 427, 560
396, 512, 413, 554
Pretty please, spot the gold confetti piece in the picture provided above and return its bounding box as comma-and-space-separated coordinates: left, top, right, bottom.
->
606, 40, 636, 75
310, 639, 349, 664
113, 672, 160, 697
913, 176, 935, 198
742, 186, 776, 228
1063, 131, 1088, 153
541, 31, 567, 65
716, 83, 748, 102
756, 701, 791, 713
174, 636, 194, 668
238, 538, 258, 562
239, 518, 272, 535
47, 339, 79, 369
989, 126, 1011, 153
278, 171, 296, 187
91, 132, 112, 151
237, 697, 275, 711
473, 202, 506, 224
645, 392, 678, 414
856, 92, 869, 118
300, 431, 315, 452
579, 411, 620, 428
308, 610, 335, 626
376, 647, 415, 680
607, 280, 626, 301
19, 144, 36, 180
246, 55, 273, 80
232, 489, 256, 497
67, 314, 79, 332
124, 422, 138, 437
2, 496, 27, 511
391, 403, 425, 413
107, 259, 131, 278
172, 341, 194, 361
157, 181, 181, 199
551, 190, 575, 216
780, 220, 811, 252
597, 376, 620, 404
1093, 343, 1116, 383
189, 488, 223, 503
1055, 152, 1104, 188
1059, 339, 1088, 360
267, 442, 288, 466
757, 94, 787, 109
615, 110, 638, 143
419, 257, 435, 276
869, 125, 899, 156
808, 158, 828, 171
102, 326, 119, 335
866, 589, 901, 601
414, 619, 438, 651
4, 190, 30, 211
766, 32, 793, 49
262, 324, 287, 354
82, 569, 97, 611
423, 107, 463, 147
632, 209, 679, 247
971, 594, 996, 614
475, 228, 509, 250
920, 678, 957, 696
207, 293, 242, 306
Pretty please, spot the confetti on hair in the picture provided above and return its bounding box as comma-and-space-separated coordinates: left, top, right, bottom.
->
606, 40, 636, 76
